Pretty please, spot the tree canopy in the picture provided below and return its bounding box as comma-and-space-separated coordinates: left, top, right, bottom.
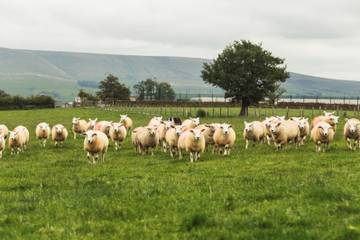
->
201, 40, 289, 115
133, 78, 175, 101
97, 74, 130, 101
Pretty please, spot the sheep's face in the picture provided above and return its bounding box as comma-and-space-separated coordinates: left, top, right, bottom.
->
192, 117, 200, 126
113, 123, 123, 133
328, 115, 339, 124
324, 111, 335, 116
175, 126, 182, 136
190, 129, 203, 141
318, 124, 332, 137
86, 131, 97, 144
55, 126, 64, 134
120, 115, 127, 122
72, 117, 80, 125
298, 118, 308, 130
88, 118, 97, 129
244, 122, 253, 133
270, 122, 281, 134
146, 127, 156, 136
9, 131, 17, 141
39, 123, 49, 132
0, 135, 4, 144
348, 123, 358, 134
220, 124, 232, 135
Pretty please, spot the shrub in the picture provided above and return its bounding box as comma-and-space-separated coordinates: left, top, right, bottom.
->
196, 109, 207, 118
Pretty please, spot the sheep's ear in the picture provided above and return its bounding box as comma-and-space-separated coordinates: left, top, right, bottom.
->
345, 118, 349, 122
229, 125, 232, 128
200, 128, 206, 132
276, 122, 281, 127
190, 129, 194, 133
244, 121, 247, 125
92, 133, 97, 137
304, 118, 309, 121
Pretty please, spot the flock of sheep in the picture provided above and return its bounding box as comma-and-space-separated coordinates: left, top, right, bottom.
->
0, 110, 359, 163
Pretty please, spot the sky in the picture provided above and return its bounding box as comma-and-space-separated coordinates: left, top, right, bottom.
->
0, 0, 359, 80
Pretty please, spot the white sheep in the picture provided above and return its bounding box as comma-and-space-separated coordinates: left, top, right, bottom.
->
290, 117, 310, 145
270, 120, 300, 150
343, 118, 360, 150
0, 124, 9, 139
165, 125, 183, 157
178, 129, 206, 163
131, 127, 145, 153
109, 122, 127, 150
35, 122, 51, 147
72, 117, 88, 139
51, 124, 68, 146
94, 120, 112, 137
311, 121, 335, 152
195, 124, 217, 151
87, 118, 97, 130
243, 121, 266, 149
0, 135, 5, 159
148, 116, 163, 126
262, 116, 284, 145
213, 123, 236, 156
120, 115, 133, 131
9, 126, 29, 154
181, 117, 200, 130
156, 120, 173, 153
83, 130, 109, 164
135, 126, 158, 155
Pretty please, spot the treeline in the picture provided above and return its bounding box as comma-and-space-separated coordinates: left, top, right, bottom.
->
0, 90, 55, 109
78, 74, 176, 102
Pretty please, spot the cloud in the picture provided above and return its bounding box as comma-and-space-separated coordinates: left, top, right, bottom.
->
0, 0, 359, 80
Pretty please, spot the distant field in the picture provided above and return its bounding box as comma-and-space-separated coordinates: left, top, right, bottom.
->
0, 107, 360, 239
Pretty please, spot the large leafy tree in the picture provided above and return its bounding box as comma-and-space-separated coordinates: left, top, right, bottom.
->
77, 89, 97, 101
134, 79, 175, 101
201, 40, 289, 115
97, 74, 130, 101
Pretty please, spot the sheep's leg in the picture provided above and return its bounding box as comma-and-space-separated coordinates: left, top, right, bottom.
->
73, 131, 77, 140
0, 151, 2, 159
178, 150, 182, 160
162, 141, 167, 153
170, 146, 174, 157
346, 138, 352, 150
245, 140, 249, 150
115, 142, 118, 151
102, 152, 106, 162
190, 152, 193, 163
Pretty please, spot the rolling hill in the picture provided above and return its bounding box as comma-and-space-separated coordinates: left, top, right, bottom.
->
0, 47, 359, 101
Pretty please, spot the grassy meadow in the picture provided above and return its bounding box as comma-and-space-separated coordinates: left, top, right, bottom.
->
0, 107, 360, 239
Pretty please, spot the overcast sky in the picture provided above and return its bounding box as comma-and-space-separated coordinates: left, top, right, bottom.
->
0, 0, 359, 80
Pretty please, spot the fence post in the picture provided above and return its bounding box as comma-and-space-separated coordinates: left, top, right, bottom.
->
286, 106, 289, 119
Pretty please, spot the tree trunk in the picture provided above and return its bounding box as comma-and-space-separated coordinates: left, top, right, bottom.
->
239, 98, 249, 116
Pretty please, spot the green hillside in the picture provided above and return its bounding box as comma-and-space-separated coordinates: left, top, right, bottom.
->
0, 47, 359, 101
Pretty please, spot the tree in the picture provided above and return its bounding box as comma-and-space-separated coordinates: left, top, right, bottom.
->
97, 74, 130, 101
0, 89, 10, 98
201, 40, 289, 116
133, 79, 175, 101
77, 89, 97, 101
267, 84, 286, 106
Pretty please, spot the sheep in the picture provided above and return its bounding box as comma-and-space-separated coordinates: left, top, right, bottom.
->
119, 115, 133, 131
270, 120, 300, 150
109, 122, 127, 150
243, 121, 266, 149
135, 126, 158, 155
213, 123, 236, 156
343, 118, 360, 150
181, 117, 200, 130
262, 116, 284, 145
0, 124, 9, 139
0, 135, 5, 159
177, 129, 206, 163
165, 125, 183, 157
156, 120, 173, 152
87, 118, 97, 130
311, 121, 335, 152
94, 121, 112, 137
83, 130, 109, 164
131, 127, 145, 153
290, 117, 310, 145
51, 124, 68, 146
148, 116, 163, 126
72, 117, 88, 139
35, 122, 51, 147
9, 126, 29, 154
311, 115, 339, 132
195, 124, 217, 151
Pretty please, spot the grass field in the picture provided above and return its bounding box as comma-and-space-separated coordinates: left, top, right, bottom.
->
1, 107, 360, 239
